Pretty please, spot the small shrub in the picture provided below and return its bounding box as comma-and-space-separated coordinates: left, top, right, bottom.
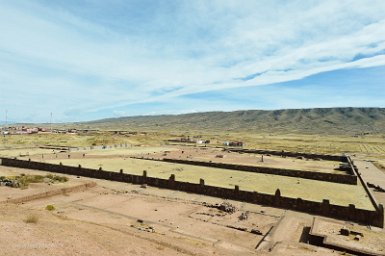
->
24, 215, 39, 224
45, 205, 55, 211
45, 174, 54, 179
44, 174, 68, 183
53, 175, 68, 182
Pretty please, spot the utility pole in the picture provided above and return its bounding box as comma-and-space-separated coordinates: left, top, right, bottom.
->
3, 110, 8, 145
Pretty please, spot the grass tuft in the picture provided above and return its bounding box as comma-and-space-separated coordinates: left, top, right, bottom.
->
45, 205, 55, 211
24, 215, 39, 224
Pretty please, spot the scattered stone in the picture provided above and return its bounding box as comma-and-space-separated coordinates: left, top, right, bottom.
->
219, 202, 237, 214
238, 212, 249, 221
250, 229, 263, 235
140, 184, 147, 189
202, 202, 237, 214
340, 228, 349, 236
226, 225, 247, 232
337, 163, 351, 171
367, 182, 385, 192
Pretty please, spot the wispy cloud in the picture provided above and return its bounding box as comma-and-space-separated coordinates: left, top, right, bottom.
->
0, 0, 385, 122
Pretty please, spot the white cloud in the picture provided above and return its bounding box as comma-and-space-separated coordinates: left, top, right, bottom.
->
0, 0, 385, 121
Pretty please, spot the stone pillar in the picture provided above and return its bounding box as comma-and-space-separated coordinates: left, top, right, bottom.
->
169, 174, 176, 188
321, 199, 330, 215
348, 204, 356, 221
275, 189, 281, 197
379, 204, 384, 216
376, 204, 384, 228
274, 189, 281, 206
200, 178, 205, 186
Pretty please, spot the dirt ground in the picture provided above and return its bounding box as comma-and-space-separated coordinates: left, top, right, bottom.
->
1, 165, 373, 256
311, 218, 385, 254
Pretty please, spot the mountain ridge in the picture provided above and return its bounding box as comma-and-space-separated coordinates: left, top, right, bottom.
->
81, 107, 385, 135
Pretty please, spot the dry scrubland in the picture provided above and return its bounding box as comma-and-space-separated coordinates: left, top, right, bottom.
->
2, 132, 385, 155
0, 132, 383, 211
1, 128, 385, 255
2, 132, 385, 162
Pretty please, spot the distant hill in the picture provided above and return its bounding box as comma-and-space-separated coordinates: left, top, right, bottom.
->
81, 108, 385, 135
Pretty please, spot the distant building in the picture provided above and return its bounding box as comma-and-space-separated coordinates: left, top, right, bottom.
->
196, 139, 210, 144
223, 141, 243, 147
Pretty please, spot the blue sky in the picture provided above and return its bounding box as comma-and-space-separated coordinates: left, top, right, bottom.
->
0, 0, 385, 123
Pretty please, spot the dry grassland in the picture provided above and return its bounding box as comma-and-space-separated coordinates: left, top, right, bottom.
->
40, 152, 373, 210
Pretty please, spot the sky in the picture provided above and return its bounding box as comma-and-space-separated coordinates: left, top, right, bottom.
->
0, 0, 385, 123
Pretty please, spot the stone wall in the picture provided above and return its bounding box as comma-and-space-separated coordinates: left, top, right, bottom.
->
228, 148, 347, 162
136, 157, 357, 185
347, 156, 384, 217
0, 157, 383, 228
3, 182, 96, 204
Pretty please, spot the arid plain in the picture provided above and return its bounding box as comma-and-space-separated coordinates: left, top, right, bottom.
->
1, 128, 385, 255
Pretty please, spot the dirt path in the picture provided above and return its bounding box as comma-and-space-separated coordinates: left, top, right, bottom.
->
353, 159, 385, 188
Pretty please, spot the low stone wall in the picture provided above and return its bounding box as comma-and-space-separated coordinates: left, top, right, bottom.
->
347, 156, 383, 215
136, 157, 357, 185
2, 182, 96, 204
228, 148, 347, 162
308, 218, 381, 256
0, 157, 383, 227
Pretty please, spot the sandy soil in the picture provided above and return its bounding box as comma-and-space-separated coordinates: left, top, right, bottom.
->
0, 166, 273, 256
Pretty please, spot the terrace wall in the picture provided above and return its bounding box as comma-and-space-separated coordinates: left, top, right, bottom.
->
0, 157, 382, 228
228, 148, 348, 162
135, 157, 357, 185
